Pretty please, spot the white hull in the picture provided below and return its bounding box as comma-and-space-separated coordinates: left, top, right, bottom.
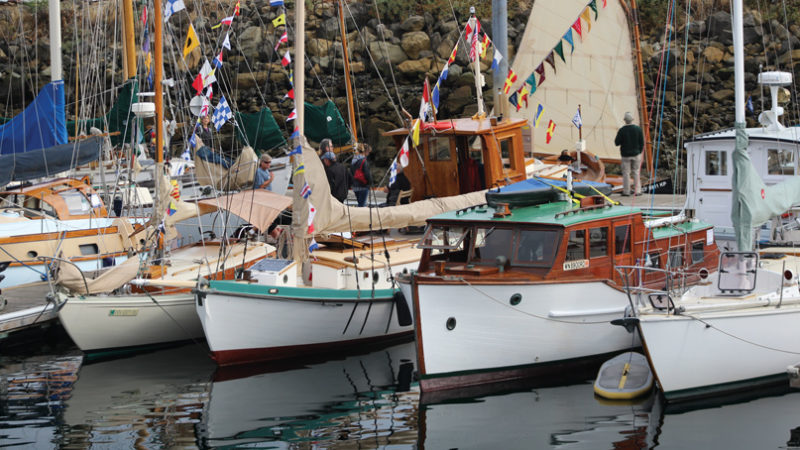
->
638, 299, 800, 400
59, 294, 203, 352
198, 282, 414, 365
407, 280, 639, 391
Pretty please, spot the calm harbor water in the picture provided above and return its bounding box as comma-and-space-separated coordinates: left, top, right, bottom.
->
2, 335, 800, 449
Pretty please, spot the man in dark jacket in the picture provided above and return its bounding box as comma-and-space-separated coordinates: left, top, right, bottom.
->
614, 111, 645, 196
321, 141, 351, 203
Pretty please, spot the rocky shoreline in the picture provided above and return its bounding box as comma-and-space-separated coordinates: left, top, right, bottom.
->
0, 1, 798, 175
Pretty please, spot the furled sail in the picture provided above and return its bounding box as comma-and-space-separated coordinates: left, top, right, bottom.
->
509, 0, 639, 161
0, 137, 102, 187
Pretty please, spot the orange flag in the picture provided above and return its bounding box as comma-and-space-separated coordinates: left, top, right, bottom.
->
546, 120, 556, 143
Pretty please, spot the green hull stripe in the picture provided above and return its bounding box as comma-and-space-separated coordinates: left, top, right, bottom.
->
663, 373, 790, 402
208, 280, 397, 300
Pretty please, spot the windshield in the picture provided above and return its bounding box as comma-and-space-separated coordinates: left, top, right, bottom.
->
419, 225, 469, 250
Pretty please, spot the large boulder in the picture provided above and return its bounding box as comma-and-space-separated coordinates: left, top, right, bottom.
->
397, 57, 432, 76
369, 41, 408, 66
307, 38, 334, 57
401, 15, 425, 32
401, 31, 431, 59
238, 27, 264, 60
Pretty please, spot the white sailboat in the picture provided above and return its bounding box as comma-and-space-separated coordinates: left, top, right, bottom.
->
629, 0, 800, 403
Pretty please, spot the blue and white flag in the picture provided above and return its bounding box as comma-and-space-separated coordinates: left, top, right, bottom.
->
212, 96, 233, 130
270, 0, 284, 6
746, 95, 754, 113
308, 238, 319, 252
288, 145, 302, 156
389, 159, 398, 186
572, 108, 582, 129
300, 182, 312, 199
164, 0, 185, 21
491, 48, 503, 70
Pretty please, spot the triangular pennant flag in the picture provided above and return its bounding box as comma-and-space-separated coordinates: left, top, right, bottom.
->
222, 33, 231, 50
572, 19, 583, 40
491, 48, 503, 70
274, 31, 288, 51
234, 0, 240, 16
142, 28, 150, 54
200, 60, 217, 87
525, 72, 536, 88
546, 120, 556, 143
572, 108, 582, 129
447, 43, 458, 64
502, 68, 517, 94
212, 51, 223, 69
287, 109, 297, 121
518, 84, 530, 108
284, 88, 295, 100
290, 127, 300, 139
431, 81, 440, 111
554, 41, 565, 63
272, 13, 286, 28
508, 92, 520, 112
534, 104, 545, 127
398, 138, 410, 167
527, 78, 537, 96
288, 146, 302, 156
441, 63, 450, 80
589, 0, 598, 19
535, 63, 546, 86
602, 0, 607, 8
581, 8, 592, 33
308, 238, 319, 252
293, 164, 305, 175
545, 52, 556, 74
183, 24, 199, 58
192, 73, 204, 94
214, 16, 233, 28
419, 78, 430, 121
563, 29, 575, 54
411, 119, 421, 147
141, 6, 147, 26
300, 182, 312, 199
281, 50, 292, 67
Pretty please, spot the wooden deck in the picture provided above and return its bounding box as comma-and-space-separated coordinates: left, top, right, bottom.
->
0, 282, 58, 338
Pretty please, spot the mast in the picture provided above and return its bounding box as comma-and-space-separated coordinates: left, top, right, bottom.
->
491, 0, 508, 115
122, 0, 137, 79
296, 0, 305, 136
629, 0, 653, 174
469, 8, 485, 119
337, 0, 357, 148
48, 0, 62, 81
732, 0, 745, 125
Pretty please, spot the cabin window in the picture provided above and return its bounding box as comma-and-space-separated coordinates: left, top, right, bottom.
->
691, 241, 705, 264
667, 245, 685, 268
428, 137, 451, 161
472, 227, 514, 263
419, 225, 468, 250
60, 191, 91, 215
515, 229, 560, 266
645, 252, 661, 268
705, 150, 727, 176
565, 229, 586, 261
499, 138, 511, 168
614, 225, 631, 255
589, 227, 608, 258
79, 243, 99, 256
767, 148, 795, 175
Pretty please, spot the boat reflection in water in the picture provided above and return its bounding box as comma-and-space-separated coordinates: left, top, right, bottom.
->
200, 341, 418, 448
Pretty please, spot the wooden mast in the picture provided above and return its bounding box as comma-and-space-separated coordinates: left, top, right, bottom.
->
337, 0, 357, 149
122, 0, 137, 79
628, 0, 653, 174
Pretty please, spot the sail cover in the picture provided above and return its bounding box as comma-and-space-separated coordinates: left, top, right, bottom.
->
0, 81, 68, 155
509, 0, 639, 161
234, 107, 287, 151
0, 136, 102, 187
304, 101, 352, 146
66, 79, 140, 146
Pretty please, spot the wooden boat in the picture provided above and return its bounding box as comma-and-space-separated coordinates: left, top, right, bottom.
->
398, 189, 720, 393
0, 178, 141, 289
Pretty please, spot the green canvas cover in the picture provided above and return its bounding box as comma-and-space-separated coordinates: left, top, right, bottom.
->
304, 101, 352, 146
731, 122, 800, 250
234, 107, 287, 152
66, 79, 140, 146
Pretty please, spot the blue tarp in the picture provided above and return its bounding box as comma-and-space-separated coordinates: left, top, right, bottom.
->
0, 137, 102, 187
495, 177, 612, 193
0, 81, 68, 155
486, 177, 613, 207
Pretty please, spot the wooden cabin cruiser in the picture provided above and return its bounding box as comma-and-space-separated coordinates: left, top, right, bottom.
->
398, 183, 719, 392
0, 178, 141, 289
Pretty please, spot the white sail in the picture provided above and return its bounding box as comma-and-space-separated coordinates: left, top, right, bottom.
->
510, 0, 639, 161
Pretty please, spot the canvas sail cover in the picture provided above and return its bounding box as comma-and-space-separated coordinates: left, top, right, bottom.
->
0, 137, 102, 187
0, 81, 68, 155
56, 256, 142, 295
194, 146, 258, 191
66, 79, 140, 147
730, 123, 800, 250
234, 107, 287, 151
304, 101, 352, 146
509, 0, 639, 161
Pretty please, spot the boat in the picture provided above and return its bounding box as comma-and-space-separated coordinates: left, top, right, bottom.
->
398, 180, 720, 393
593, 351, 653, 400
626, 0, 800, 403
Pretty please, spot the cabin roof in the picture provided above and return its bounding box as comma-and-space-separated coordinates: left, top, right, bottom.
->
430, 201, 640, 227
383, 117, 528, 137
686, 125, 800, 145
0, 178, 89, 196
649, 220, 713, 239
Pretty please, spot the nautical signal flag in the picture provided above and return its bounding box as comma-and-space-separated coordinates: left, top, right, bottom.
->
183, 24, 199, 59
563, 29, 575, 54
399, 138, 410, 167
212, 51, 223, 69
222, 33, 231, 50
572, 108, 582, 129
192, 73, 204, 94
213, 16, 234, 29
234, 0, 240, 16
275, 31, 288, 51
447, 43, 458, 64
431, 81, 440, 111
300, 182, 312, 199
167, 200, 177, 216
288, 145, 302, 156
518, 84, 530, 108
581, 8, 592, 33
307, 201, 316, 234
535, 63, 546, 86
534, 104, 544, 127
308, 238, 319, 252
200, 60, 217, 87
572, 18, 583, 40
546, 120, 556, 143
502, 69, 517, 94
509, 92, 520, 112
480, 34, 491, 59
290, 127, 300, 140
281, 51, 292, 67
746, 95, 754, 113
164, 0, 185, 22
419, 79, 431, 121
293, 164, 305, 176
212, 95, 233, 131
411, 119, 421, 147
272, 14, 286, 28
270, 0, 284, 6
491, 48, 503, 70
287, 109, 297, 121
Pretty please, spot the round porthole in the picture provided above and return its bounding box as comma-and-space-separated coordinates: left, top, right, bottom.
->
283, 274, 288, 284
373, 271, 379, 283
446, 317, 456, 330
510, 293, 522, 306
27, 250, 38, 258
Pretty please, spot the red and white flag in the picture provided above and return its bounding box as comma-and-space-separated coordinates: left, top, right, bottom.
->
275, 31, 288, 51
307, 201, 316, 234
281, 50, 292, 67
399, 138, 410, 167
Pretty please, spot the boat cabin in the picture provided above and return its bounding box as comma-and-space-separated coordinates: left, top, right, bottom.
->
384, 117, 528, 201
416, 198, 720, 288
0, 178, 108, 220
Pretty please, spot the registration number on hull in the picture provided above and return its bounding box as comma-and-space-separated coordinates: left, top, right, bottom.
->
109, 309, 138, 316
563, 259, 589, 271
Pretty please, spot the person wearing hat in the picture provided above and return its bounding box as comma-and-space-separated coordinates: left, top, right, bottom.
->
254, 153, 274, 190
615, 111, 645, 196
320, 139, 351, 203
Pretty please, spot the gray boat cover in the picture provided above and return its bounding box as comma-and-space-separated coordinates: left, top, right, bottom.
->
0, 136, 102, 187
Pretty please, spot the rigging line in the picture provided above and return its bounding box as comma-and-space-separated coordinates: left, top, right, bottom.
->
344, 201, 362, 296
780, 0, 800, 125
683, 311, 800, 355
142, 288, 213, 357
667, 0, 694, 216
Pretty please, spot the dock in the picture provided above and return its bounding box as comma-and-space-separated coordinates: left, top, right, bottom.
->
0, 282, 58, 340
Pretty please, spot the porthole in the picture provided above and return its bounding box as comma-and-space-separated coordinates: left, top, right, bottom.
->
446, 317, 456, 330
373, 271, 379, 283
27, 250, 38, 258
510, 293, 522, 306
283, 274, 288, 284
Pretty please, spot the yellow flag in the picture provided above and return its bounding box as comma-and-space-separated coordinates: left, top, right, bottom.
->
183, 24, 199, 58
581, 8, 592, 33
411, 119, 420, 147
272, 14, 286, 28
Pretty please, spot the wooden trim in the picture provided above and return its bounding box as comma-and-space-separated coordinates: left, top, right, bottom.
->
7, 251, 128, 268
412, 279, 426, 375
0, 226, 119, 245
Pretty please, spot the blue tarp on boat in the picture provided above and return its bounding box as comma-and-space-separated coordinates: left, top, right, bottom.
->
0, 81, 68, 155
0, 137, 102, 187
486, 177, 613, 207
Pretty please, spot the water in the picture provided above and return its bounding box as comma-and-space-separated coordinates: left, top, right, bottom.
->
2, 337, 800, 449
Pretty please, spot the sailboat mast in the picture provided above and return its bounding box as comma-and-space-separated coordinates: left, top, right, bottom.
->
337, 0, 358, 148
470, 11, 485, 118
296, 0, 305, 135
491, 0, 507, 113
733, 0, 744, 124
48, 0, 62, 81
122, 0, 137, 79
154, 0, 164, 164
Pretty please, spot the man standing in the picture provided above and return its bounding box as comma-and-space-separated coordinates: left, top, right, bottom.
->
614, 111, 645, 196
320, 139, 351, 203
